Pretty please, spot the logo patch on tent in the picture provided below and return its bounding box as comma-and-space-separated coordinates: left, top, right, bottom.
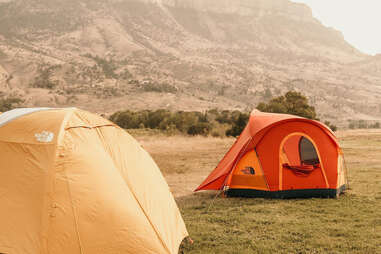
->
35, 131, 54, 143
241, 166, 255, 175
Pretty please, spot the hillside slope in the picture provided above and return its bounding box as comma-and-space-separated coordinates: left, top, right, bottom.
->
0, 0, 380, 125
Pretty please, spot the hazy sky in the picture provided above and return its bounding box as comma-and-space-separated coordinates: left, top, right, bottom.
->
291, 0, 381, 55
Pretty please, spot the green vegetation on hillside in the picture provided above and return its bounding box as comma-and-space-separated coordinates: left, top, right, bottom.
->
0, 0, 84, 38
0, 48, 6, 59
141, 82, 178, 93
30, 65, 61, 89
84, 54, 118, 79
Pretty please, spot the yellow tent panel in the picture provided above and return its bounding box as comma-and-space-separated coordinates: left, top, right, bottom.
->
0, 108, 188, 254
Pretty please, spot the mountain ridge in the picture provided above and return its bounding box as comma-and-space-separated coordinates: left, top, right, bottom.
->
0, 0, 380, 125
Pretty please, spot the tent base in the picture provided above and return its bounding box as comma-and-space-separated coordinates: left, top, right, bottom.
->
226, 185, 346, 199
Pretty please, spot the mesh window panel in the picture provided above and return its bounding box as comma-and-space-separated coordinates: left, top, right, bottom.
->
299, 137, 319, 165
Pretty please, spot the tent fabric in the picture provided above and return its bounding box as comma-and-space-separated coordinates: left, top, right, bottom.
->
196, 110, 342, 193
0, 108, 188, 254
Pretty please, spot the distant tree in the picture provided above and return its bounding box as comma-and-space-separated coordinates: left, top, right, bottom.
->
348, 120, 356, 129
85, 55, 118, 79
226, 112, 249, 137
358, 120, 368, 129
109, 110, 145, 129
30, 65, 61, 89
324, 121, 337, 132
257, 91, 317, 120
146, 110, 171, 129
187, 122, 211, 136
370, 122, 380, 129
0, 96, 23, 112
215, 110, 233, 124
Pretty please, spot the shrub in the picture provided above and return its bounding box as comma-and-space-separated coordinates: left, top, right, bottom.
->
0, 96, 23, 112
187, 122, 211, 136
370, 122, 380, 129
324, 121, 337, 132
348, 120, 380, 129
85, 54, 118, 79
30, 65, 61, 89
257, 91, 317, 120
226, 112, 250, 137
142, 82, 177, 93
111, 110, 213, 136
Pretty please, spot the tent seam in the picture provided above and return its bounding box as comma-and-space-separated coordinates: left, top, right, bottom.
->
59, 109, 85, 254
93, 127, 172, 254
63, 166, 85, 254
64, 124, 116, 130
39, 108, 75, 254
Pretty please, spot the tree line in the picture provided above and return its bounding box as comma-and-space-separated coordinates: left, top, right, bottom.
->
110, 108, 248, 137
110, 91, 338, 136
3, 91, 368, 135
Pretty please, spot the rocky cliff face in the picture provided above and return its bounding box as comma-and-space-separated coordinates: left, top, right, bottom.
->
162, 0, 313, 19
0, 0, 380, 125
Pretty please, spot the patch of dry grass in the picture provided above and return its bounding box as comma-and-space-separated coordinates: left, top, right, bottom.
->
133, 131, 234, 197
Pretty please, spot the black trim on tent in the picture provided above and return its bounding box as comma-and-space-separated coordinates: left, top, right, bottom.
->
226, 185, 346, 199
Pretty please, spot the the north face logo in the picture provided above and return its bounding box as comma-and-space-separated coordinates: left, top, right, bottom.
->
241, 166, 255, 175
35, 131, 54, 143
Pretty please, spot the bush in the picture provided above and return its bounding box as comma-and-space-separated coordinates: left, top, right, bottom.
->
348, 120, 381, 129
85, 54, 118, 79
257, 91, 317, 120
109, 99, 335, 137
187, 122, 211, 136
226, 112, 249, 137
110, 110, 212, 136
324, 121, 337, 132
0, 96, 23, 112
370, 122, 380, 129
30, 65, 61, 89
141, 82, 177, 93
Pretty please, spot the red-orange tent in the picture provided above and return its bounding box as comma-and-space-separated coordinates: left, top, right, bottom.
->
196, 110, 347, 198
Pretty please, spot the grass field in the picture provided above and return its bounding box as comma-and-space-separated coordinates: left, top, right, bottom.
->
133, 129, 381, 254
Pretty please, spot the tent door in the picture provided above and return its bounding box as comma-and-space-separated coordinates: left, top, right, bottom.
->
279, 133, 328, 191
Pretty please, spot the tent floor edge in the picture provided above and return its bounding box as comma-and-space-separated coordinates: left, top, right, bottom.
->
226, 185, 346, 199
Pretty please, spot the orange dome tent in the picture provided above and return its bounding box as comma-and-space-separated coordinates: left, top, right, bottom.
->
196, 110, 347, 198
0, 108, 188, 254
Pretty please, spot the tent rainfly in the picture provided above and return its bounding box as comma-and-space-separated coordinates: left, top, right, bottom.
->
196, 110, 347, 198
0, 108, 188, 254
